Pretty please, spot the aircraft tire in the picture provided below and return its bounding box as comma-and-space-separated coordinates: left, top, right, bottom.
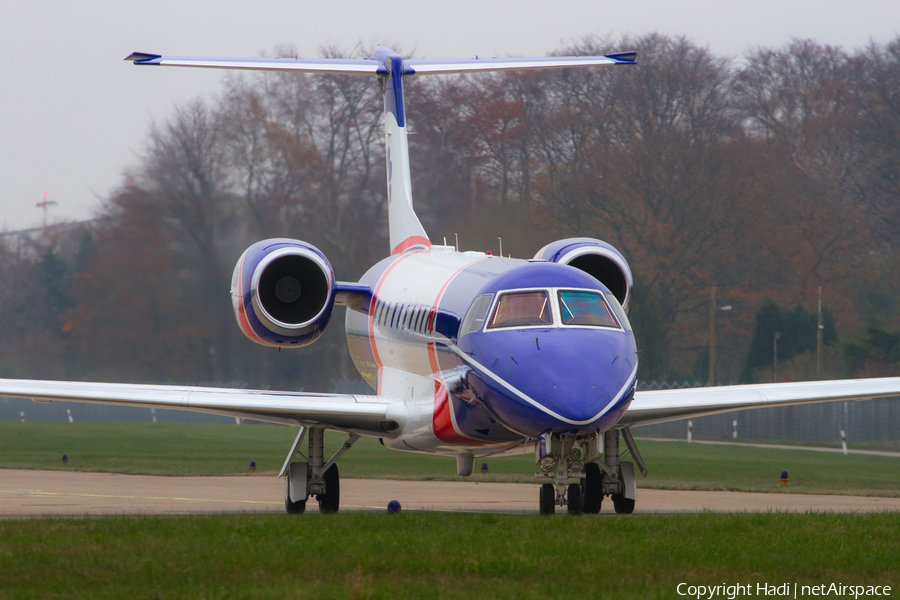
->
285, 475, 306, 514
567, 483, 583, 515
318, 464, 340, 514
582, 462, 603, 514
539, 483, 555, 515
612, 494, 635, 514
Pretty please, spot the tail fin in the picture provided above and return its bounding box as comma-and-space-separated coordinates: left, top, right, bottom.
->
373, 47, 431, 254
128, 47, 636, 255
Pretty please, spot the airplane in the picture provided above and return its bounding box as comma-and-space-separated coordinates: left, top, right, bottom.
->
2, 46, 899, 515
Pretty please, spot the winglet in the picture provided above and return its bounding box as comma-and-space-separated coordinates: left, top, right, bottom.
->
604, 51, 637, 64
125, 52, 162, 63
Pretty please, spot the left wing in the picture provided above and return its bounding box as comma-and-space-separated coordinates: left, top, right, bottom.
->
0, 379, 399, 437
620, 377, 900, 427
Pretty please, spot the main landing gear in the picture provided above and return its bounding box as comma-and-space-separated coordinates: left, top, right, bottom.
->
279, 426, 359, 514
535, 428, 647, 515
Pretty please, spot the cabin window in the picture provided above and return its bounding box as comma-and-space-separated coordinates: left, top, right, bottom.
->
459, 293, 494, 336
488, 291, 552, 329
558, 290, 618, 328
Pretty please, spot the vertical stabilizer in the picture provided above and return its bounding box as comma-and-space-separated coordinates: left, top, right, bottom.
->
374, 47, 432, 255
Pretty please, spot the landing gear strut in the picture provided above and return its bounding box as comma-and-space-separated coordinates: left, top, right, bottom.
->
536, 428, 646, 515
279, 426, 358, 514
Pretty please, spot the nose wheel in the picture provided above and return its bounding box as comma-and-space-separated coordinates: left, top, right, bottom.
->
539, 483, 555, 515
536, 429, 644, 515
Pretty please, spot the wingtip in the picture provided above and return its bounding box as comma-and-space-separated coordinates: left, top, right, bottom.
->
125, 52, 162, 63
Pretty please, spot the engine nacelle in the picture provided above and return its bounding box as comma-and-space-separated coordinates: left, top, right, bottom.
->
534, 238, 633, 314
231, 239, 335, 348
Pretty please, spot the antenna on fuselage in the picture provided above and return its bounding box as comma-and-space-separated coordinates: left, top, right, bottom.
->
454, 233, 459, 252
498, 237, 502, 258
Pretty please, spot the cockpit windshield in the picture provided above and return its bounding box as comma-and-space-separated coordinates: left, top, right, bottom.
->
558, 290, 619, 328
487, 290, 552, 329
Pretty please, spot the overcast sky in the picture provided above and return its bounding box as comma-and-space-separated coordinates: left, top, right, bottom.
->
2, 0, 898, 231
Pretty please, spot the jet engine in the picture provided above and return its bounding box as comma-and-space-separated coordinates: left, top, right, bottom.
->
534, 238, 633, 314
231, 239, 335, 348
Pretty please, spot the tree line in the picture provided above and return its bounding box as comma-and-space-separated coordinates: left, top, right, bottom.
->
2, 34, 899, 390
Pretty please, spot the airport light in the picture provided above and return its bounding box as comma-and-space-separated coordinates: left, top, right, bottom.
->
773, 332, 781, 382
708, 285, 733, 386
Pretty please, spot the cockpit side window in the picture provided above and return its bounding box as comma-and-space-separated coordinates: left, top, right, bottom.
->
558, 290, 619, 328
459, 293, 494, 337
488, 290, 553, 329
604, 292, 632, 332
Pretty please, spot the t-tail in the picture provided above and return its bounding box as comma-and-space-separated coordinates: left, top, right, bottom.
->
373, 46, 431, 254
127, 47, 636, 255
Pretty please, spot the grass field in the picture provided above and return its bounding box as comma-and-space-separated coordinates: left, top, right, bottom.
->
0, 512, 897, 599
1, 421, 899, 496
2, 422, 899, 598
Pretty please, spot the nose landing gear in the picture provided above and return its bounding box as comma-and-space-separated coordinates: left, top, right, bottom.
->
536, 428, 646, 515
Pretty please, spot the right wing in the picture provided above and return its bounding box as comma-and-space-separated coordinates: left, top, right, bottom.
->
0, 379, 401, 438
620, 377, 900, 428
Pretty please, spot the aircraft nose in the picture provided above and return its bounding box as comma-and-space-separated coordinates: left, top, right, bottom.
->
539, 354, 634, 423
463, 327, 637, 435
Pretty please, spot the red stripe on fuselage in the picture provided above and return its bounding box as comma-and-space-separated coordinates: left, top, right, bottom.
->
426, 257, 492, 445
428, 343, 470, 444
391, 236, 431, 255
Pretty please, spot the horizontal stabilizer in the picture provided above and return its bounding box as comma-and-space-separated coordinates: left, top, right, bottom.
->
125, 53, 385, 75
604, 51, 637, 64
405, 53, 637, 75
124, 52, 162, 62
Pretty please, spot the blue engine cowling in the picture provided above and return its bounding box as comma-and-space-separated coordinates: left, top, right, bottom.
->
231, 239, 335, 348
534, 238, 633, 314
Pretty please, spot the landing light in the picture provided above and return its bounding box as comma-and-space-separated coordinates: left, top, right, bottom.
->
539, 455, 557, 473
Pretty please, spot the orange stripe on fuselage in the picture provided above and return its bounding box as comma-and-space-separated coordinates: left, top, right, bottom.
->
368, 251, 420, 395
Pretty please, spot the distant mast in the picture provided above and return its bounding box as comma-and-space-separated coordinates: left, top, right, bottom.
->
36, 191, 58, 227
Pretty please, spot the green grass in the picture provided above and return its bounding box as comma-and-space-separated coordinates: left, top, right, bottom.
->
1, 421, 899, 496
0, 512, 897, 599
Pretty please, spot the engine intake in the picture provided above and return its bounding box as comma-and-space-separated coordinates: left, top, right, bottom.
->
232, 239, 335, 348
535, 238, 633, 314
